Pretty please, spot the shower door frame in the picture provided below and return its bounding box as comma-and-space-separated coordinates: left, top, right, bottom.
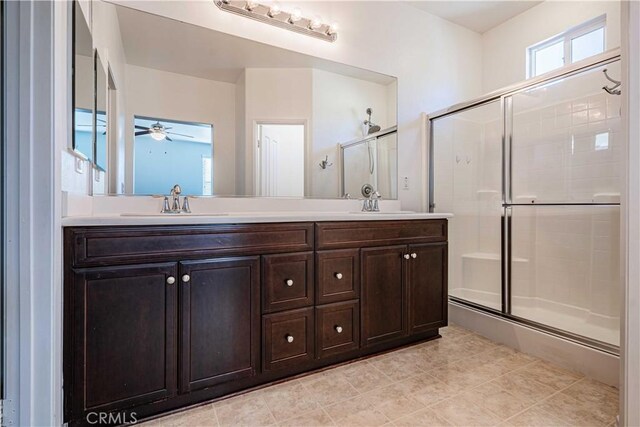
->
427, 48, 622, 355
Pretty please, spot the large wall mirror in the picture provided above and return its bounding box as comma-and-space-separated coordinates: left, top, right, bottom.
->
74, 1, 398, 199
72, 1, 94, 162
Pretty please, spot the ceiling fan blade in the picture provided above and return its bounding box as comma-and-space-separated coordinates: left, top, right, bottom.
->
165, 136, 173, 142
134, 124, 149, 130
135, 130, 151, 136
167, 132, 195, 138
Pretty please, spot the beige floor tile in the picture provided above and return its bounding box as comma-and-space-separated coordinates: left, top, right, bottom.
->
361, 383, 426, 421
561, 378, 619, 415
277, 408, 336, 427
394, 407, 453, 426
340, 360, 394, 393
260, 379, 320, 422
538, 392, 616, 426
430, 395, 502, 426
517, 360, 583, 391
324, 394, 390, 427
215, 394, 276, 426
461, 382, 532, 420
301, 371, 360, 407
138, 406, 218, 427
490, 370, 557, 405
135, 332, 619, 427
369, 352, 424, 382
501, 406, 569, 426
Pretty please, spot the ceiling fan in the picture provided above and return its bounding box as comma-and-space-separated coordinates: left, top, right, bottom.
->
135, 121, 194, 142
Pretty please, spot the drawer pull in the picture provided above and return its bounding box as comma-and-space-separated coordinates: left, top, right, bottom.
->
166, 276, 176, 285
411, 253, 417, 259
335, 325, 343, 334
182, 274, 191, 283
403, 254, 410, 260
285, 279, 294, 287
335, 272, 343, 280
286, 334, 294, 343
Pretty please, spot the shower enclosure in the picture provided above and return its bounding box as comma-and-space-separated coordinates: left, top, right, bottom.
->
429, 50, 621, 352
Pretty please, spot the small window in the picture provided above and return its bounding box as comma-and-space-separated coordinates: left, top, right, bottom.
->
527, 15, 606, 78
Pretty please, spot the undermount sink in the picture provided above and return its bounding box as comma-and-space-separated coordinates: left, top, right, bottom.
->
120, 212, 229, 217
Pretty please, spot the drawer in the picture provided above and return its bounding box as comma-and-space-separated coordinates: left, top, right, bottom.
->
263, 308, 314, 370
262, 252, 314, 313
316, 301, 360, 359
66, 223, 314, 267
316, 249, 360, 304
315, 220, 447, 250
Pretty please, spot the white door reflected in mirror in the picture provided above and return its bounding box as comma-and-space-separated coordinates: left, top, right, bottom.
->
257, 124, 305, 197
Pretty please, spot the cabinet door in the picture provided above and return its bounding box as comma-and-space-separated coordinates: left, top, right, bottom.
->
70, 263, 178, 417
179, 257, 260, 393
407, 243, 448, 334
361, 245, 407, 347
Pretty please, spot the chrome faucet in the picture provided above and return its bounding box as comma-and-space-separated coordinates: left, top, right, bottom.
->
361, 191, 381, 212
161, 184, 191, 214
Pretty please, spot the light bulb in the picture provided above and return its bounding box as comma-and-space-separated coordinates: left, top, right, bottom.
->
309, 16, 322, 30
268, 3, 281, 17
245, 1, 258, 11
288, 8, 302, 23
150, 131, 166, 141
326, 22, 338, 35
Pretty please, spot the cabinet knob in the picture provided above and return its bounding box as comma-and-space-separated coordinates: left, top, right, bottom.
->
411, 253, 417, 259
403, 254, 410, 260
286, 334, 294, 343
182, 274, 190, 283
285, 279, 294, 287
335, 272, 343, 280
335, 325, 343, 333
166, 276, 176, 285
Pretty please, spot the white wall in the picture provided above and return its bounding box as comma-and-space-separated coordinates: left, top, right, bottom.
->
109, 0, 484, 210
235, 71, 246, 195
124, 64, 237, 195
482, 1, 621, 92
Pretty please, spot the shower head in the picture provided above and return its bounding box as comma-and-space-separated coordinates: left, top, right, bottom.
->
364, 108, 381, 134
367, 124, 381, 134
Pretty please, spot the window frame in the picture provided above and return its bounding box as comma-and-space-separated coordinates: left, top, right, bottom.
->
527, 15, 606, 78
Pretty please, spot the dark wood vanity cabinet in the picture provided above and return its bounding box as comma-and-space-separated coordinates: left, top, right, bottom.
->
178, 257, 260, 393
64, 220, 447, 425
68, 263, 179, 417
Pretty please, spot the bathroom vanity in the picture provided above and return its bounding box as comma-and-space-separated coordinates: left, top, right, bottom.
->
63, 217, 448, 425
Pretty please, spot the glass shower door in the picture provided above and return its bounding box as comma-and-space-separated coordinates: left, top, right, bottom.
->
431, 100, 503, 310
508, 61, 622, 347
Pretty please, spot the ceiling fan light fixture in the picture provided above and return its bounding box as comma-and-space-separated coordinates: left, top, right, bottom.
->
150, 130, 166, 141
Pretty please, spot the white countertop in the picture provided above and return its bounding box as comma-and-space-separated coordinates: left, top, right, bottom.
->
61, 211, 453, 227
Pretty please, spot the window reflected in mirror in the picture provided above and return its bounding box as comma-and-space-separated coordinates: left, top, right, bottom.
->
133, 116, 214, 196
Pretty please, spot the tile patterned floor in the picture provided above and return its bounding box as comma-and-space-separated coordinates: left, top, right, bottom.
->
141, 325, 619, 427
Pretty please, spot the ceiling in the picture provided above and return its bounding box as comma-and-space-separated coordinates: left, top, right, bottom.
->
115, 5, 396, 85
406, 1, 543, 34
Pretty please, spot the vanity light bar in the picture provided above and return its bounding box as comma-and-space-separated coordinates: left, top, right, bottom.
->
214, 0, 338, 42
